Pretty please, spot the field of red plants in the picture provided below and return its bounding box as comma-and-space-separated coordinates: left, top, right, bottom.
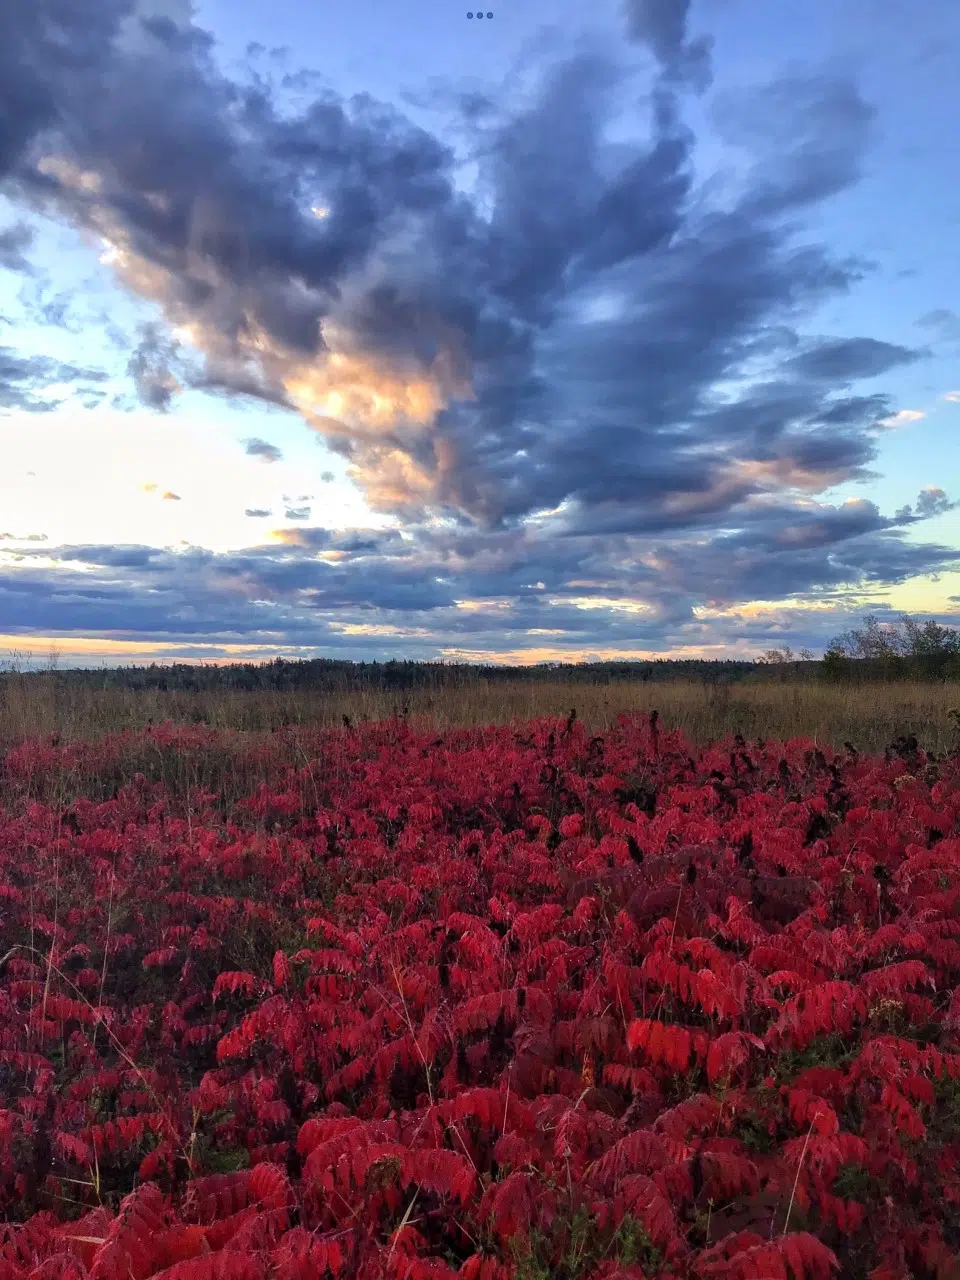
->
0, 710, 959, 1279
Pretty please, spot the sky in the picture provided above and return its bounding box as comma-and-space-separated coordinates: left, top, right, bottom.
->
1, 0, 959, 669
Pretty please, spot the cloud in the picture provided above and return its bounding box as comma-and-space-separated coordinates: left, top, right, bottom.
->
783, 338, 918, 383
1, 1, 905, 529
895, 488, 957, 521
2, 508, 958, 661
35, 291, 83, 332
711, 75, 874, 214
622, 0, 713, 90
916, 309, 960, 341
0, 346, 109, 412
245, 507, 273, 517
914, 487, 954, 518
0, 220, 35, 272
243, 437, 284, 463
878, 408, 926, 428
126, 322, 182, 411
0, 0, 129, 179
0, 0, 956, 660
161, 490, 181, 500
943, 391, 960, 403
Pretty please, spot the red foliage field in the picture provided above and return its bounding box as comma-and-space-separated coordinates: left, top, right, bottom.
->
1, 710, 959, 1279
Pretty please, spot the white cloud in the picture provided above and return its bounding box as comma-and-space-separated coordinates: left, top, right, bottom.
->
878, 408, 926, 428
942, 391, 960, 403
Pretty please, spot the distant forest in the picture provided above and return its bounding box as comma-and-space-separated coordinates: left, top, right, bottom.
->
4, 611, 959, 691
9, 655, 763, 693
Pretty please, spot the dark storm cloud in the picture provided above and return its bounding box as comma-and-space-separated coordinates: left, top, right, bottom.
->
0, 0, 907, 523
0, 0, 956, 658
0, 0, 131, 180
243, 437, 283, 463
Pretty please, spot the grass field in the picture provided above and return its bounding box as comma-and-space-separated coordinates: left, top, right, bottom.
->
1, 669, 958, 758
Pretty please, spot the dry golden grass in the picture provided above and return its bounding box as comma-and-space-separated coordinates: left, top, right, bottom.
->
1, 669, 958, 756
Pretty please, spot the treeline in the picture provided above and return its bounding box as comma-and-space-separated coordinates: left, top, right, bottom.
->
3, 612, 957, 690
755, 613, 960, 683
820, 613, 960, 683
3, 655, 764, 694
